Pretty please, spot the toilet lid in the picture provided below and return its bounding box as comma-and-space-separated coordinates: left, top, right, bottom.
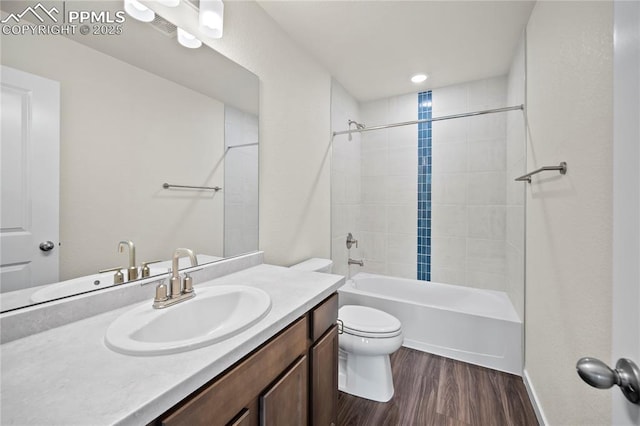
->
339, 305, 402, 337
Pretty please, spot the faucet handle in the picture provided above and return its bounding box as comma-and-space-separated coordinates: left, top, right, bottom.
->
183, 273, 194, 294
141, 260, 163, 278
98, 266, 125, 284
154, 282, 168, 303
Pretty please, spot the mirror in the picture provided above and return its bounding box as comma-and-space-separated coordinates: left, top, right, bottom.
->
0, 1, 259, 312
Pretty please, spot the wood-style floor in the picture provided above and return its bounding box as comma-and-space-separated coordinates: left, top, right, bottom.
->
338, 347, 539, 426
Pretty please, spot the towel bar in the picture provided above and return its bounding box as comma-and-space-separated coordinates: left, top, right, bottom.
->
514, 162, 567, 183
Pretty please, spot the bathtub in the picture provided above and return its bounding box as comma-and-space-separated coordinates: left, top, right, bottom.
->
338, 272, 522, 375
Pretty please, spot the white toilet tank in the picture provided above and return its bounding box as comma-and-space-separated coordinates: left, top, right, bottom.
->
290, 258, 333, 273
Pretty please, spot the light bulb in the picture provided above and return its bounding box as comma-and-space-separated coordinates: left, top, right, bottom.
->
124, 0, 155, 22
177, 28, 202, 49
199, 0, 224, 39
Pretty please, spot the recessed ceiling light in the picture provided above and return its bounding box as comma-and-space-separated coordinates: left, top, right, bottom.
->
411, 74, 428, 83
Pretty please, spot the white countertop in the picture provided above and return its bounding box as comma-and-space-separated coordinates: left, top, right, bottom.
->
0, 264, 344, 425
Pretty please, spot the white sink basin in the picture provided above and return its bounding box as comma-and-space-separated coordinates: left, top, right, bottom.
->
105, 285, 271, 356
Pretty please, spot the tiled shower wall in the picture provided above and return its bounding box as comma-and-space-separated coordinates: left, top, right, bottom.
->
430, 77, 509, 291
331, 80, 362, 276
224, 106, 259, 257
331, 76, 524, 303
358, 94, 417, 278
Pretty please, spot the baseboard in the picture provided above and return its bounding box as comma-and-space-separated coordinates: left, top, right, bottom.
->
523, 368, 548, 426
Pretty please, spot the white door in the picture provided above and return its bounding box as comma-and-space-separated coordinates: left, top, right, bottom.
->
612, 1, 640, 424
0, 66, 60, 293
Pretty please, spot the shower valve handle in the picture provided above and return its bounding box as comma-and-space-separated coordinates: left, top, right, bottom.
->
346, 232, 358, 249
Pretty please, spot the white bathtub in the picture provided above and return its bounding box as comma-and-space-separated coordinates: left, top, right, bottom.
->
338, 272, 523, 375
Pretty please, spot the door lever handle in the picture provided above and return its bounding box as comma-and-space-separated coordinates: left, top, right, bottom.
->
576, 357, 640, 404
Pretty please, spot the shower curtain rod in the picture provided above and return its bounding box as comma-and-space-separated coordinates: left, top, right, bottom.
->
332, 104, 524, 138
226, 142, 258, 150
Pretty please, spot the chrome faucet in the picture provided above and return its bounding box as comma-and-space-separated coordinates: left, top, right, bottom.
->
348, 258, 364, 267
153, 248, 199, 309
118, 240, 138, 281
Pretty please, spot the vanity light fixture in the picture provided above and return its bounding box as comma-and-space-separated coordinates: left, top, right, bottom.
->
411, 74, 428, 83
177, 27, 202, 49
157, 0, 181, 6
199, 0, 224, 39
124, 0, 155, 22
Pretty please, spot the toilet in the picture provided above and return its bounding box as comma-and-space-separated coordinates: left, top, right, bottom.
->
290, 258, 404, 403
337, 305, 403, 402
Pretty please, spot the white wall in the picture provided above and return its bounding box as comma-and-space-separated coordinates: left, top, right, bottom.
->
505, 38, 526, 320
524, 2, 613, 424
431, 77, 510, 291
359, 94, 417, 278
224, 106, 259, 257
330, 80, 362, 276
2, 31, 225, 280
201, 2, 333, 266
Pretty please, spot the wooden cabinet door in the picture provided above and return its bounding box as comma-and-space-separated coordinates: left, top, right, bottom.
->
310, 326, 338, 426
158, 318, 308, 426
260, 356, 308, 426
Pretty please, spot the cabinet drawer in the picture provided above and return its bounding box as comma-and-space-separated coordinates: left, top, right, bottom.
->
310, 293, 338, 341
159, 316, 308, 426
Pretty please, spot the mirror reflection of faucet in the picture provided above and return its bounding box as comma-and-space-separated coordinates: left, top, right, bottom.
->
98, 266, 125, 284
118, 240, 138, 281
141, 260, 162, 278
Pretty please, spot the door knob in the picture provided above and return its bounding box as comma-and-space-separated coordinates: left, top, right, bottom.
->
39, 241, 55, 252
576, 357, 640, 404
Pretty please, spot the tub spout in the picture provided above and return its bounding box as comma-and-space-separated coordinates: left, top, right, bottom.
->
348, 258, 364, 267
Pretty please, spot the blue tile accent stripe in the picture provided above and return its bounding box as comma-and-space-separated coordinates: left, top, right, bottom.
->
417, 91, 432, 281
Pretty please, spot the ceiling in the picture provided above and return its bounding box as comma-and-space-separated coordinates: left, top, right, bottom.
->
258, 1, 535, 102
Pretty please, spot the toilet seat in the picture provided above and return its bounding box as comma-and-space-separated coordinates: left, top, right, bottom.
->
339, 305, 402, 338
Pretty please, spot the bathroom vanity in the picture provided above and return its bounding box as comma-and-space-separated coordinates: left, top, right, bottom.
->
156, 293, 338, 425
0, 255, 343, 425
